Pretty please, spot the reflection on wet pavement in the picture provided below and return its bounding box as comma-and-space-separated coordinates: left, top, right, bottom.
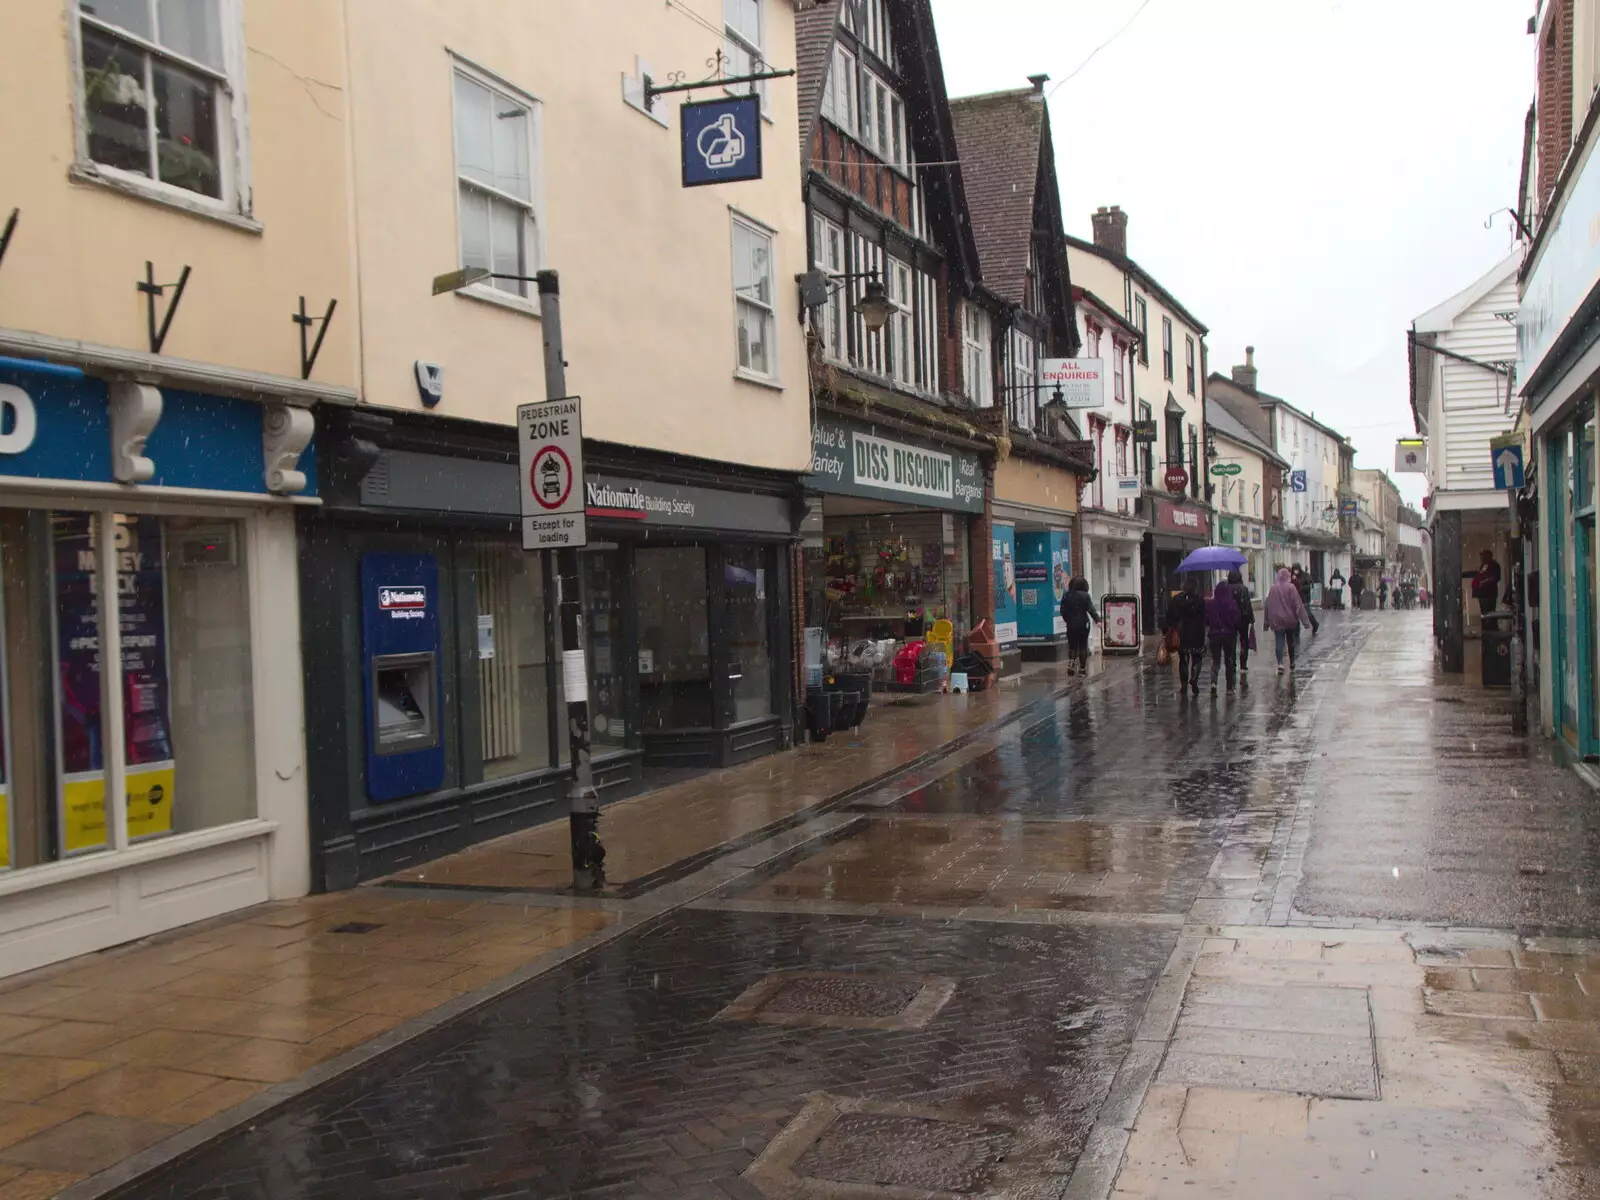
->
744, 816, 1224, 914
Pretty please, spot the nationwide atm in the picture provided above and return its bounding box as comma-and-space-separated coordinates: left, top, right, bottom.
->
360, 552, 445, 802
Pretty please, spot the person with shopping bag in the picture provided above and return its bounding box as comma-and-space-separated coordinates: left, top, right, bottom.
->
1227, 569, 1256, 683
1163, 577, 1207, 696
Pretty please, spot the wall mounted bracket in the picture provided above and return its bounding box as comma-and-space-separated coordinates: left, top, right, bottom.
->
263, 402, 315, 494
109, 380, 162, 483
293, 296, 337, 380
138, 262, 191, 355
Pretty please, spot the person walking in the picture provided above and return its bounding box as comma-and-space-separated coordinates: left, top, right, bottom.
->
1349, 571, 1366, 611
1377, 578, 1389, 610
1470, 549, 1502, 620
1292, 565, 1321, 635
1205, 577, 1241, 695
1265, 567, 1314, 674
1164, 576, 1207, 696
1227, 569, 1256, 682
1059, 576, 1099, 677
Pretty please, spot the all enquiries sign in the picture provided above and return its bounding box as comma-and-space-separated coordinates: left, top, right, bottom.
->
1039, 358, 1104, 409
518, 396, 587, 550
808, 418, 984, 513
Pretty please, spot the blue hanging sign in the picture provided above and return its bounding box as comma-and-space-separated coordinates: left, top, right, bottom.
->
681, 95, 763, 187
1290, 469, 1308, 493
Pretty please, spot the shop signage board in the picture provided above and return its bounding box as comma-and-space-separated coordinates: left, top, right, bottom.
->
1519, 126, 1600, 390
1131, 420, 1158, 444
1015, 530, 1071, 638
1395, 439, 1426, 473
586, 473, 791, 534
1116, 476, 1141, 492
681, 95, 763, 187
1218, 516, 1236, 544
1164, 465, 1188, 494
52, 513, 175, 854
1340, 499, 1360, 516
1490, 434, 1525, 490
1039, 358, 1104, 409
1101, 594, 1140, 654
1154, 499, 1206, 538
1210, 462, 1242, 476
0, 365, 319, 496
808, 418, 984, 513
518, 396, 586, 550
1290, 469, 1308, 493
992, 522, 1018, 646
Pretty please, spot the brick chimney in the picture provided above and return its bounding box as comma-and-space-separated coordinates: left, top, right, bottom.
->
1027, 73, 1049, 94
1231, 346, 1258, 391
1090, 206, 1127, 259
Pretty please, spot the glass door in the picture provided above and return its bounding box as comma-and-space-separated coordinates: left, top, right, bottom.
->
1578, 410, 1598, 755
1552, 429, 1580, 748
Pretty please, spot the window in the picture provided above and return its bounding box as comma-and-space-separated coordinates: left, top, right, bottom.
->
454, 66, 539, 300
1188, 426, 1200, 498
1135, 297, 1149, 364
887, 257, 914, 389
861, 70, 908, 170
843, 0, 897, 68
1113, 341, 1126, 402
963, 303, 992, 407
1221, 477, 1230, 511
1165, 413, 1183, 466
811, 213, 846, 361
1253, 483, 1261, 516
1185, 335, 1196, 395
1115, 428, 1129, 477
849, 232, 886, 376
1161, 316, 1174, 382
724, 0, 768, 111
474, 542, 553, 779
732, 215, 776, 378
915, 267, 939, 394
1140, 402, 1154, 486
1090, 417, 1106, 508
819, 43, 858, 136
1009, 328, 1037, 431
1087, 323, 1101, 359
76, 0, 241, 206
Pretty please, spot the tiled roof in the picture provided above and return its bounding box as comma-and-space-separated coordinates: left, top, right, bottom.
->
794, 0, 843, 159
948, 88, 1043, 306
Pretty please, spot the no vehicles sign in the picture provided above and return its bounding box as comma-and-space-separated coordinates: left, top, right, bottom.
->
518, 396, 587, 550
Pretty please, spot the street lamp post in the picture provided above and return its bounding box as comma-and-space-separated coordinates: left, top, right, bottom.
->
432, 265, 604, 891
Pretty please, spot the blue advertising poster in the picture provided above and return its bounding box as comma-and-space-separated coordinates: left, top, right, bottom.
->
52, 513, 175, 852
681, 95, 763, 187
992, 523, 1018, 646
1015, 531, 1073, 639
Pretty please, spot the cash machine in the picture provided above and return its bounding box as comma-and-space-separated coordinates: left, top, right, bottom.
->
360, 552, 445, 802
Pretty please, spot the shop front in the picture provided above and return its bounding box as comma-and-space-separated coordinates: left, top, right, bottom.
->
803, 415, 987, 690
0, 357, 317, 977
304, 411, 798, 889
1544, 411, 1596, 753
1218, 514, 1270, 596
993, 455, 1085, 662
1143, 495, 1210, 630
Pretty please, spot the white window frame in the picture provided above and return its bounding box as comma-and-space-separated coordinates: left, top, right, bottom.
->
820, 44, 858, 137
1161, 316, 1174, 382
1185, 334, 1196, 394
850, 233, 886, 377
811, 213, 846, 363
731, 211, 779, 384
723, 0, 769, 114
1113, 340, 1126, 402
886, 258, 915, 389
69, 0, 255, 228
915, 268, 938, 394
860, 69, 908, 171
450, 56, 545, 316
963, 302, 992, 408
1009, 327, 1038, 432
1134, 297, 1149, 364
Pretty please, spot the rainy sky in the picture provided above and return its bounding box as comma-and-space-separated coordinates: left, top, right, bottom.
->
929, 0, 1533, 506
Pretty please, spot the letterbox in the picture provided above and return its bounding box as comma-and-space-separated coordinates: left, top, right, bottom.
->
361, 552, 445, 802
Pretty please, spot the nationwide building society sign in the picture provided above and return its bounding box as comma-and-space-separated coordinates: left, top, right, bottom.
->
808, 418, 984, 513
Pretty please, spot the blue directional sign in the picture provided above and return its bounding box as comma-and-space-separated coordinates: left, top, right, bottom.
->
1290, 469, 1307, 493
1491, 437, 1525, 490
681, 96, 763, 187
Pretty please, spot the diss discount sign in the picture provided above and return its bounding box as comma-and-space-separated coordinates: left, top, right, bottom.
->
519, 396, 587, 550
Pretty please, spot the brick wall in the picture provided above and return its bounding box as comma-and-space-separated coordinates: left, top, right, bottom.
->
1538, 0, 1575, 214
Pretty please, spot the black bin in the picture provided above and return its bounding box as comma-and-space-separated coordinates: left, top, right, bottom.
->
1482, 612, 1514, 688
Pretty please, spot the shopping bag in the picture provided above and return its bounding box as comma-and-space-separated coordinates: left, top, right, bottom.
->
1165, 628, 1181, 653
1155, 641, 1171, 667
1248, 625, 1258, 652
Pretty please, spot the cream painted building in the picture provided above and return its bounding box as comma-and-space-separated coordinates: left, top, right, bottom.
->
1206, 401, 1283, 595
0, 0, 352, 974
302, 0, 815, 889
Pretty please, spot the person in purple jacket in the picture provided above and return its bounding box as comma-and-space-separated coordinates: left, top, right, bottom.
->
1264, 567, 1314, 674
1205, 577, 1241, 695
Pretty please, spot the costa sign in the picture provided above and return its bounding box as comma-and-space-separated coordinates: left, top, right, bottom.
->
1164, 465, 1189, 494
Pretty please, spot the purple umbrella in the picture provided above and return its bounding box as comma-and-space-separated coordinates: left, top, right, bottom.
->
1175, 545, 1249, 572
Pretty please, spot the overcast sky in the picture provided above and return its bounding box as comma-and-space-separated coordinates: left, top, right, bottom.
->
929, 0, 1533, 506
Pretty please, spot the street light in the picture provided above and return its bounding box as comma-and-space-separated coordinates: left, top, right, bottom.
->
797, 269, 893, 333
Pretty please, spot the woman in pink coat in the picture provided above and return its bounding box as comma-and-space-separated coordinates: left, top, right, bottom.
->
1263, 567, 1313, 674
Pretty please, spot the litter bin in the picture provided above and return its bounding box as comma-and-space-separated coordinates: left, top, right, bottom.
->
1482, 612, 1514, 688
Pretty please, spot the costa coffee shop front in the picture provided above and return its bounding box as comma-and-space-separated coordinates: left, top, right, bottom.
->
1144, 494, 1211, 631
802, 416, 988, 683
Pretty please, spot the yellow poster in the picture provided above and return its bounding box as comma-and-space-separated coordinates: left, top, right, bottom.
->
61, 764, 175, 854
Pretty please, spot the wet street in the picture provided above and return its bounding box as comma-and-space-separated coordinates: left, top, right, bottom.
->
93, 611, 1600, 1199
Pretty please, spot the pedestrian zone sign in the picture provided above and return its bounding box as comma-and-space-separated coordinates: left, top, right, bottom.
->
518, 396, 587, 550
1490, 434, 1525, 491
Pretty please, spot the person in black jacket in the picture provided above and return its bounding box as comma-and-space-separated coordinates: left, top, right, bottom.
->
1292, 565, 1321, 634
1227, 569, 1256, 682
1164, 576, 1207, 696
1059, 576, 1100, 677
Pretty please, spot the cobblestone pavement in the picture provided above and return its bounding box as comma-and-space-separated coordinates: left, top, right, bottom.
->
27, 610, 1600, 1199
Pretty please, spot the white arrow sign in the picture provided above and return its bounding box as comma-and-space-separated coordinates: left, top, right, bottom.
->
1495, 448, 1520, 477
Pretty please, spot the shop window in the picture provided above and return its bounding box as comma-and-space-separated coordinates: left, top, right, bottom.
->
473, 543, 553, 781
583, 549, 629, 753
637, 546, 712, 730
76, 0, 244, 210
732, 214, 777, 380
453, 62, 541, 302
723, 546, 773, 724
0, 509, 254, 873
